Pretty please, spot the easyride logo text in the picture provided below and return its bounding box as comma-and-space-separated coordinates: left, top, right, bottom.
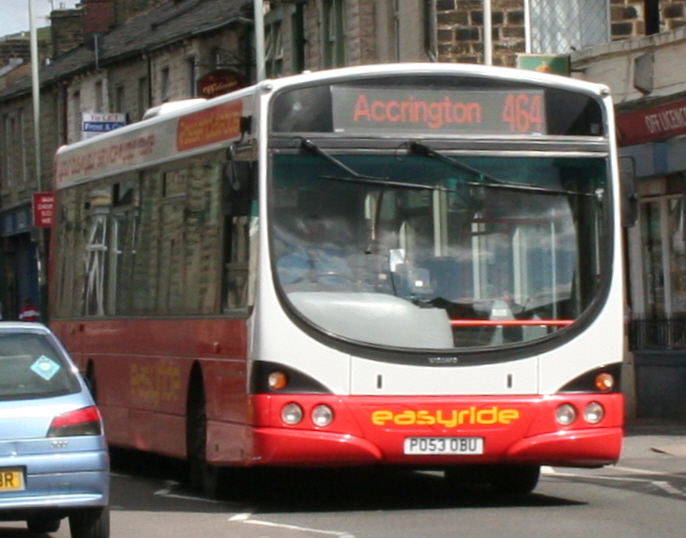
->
371, 407, 521, 427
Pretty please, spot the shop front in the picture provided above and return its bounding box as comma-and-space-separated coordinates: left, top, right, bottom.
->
619, 99, 686, 419
0, 202, 40, 322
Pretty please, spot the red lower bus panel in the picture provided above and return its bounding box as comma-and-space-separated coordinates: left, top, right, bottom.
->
247, 393, 624, 468
504, 427, 624, 467
253, 428, 385, 465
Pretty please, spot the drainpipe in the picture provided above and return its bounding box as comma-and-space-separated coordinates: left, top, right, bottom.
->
424, 0, 437, 61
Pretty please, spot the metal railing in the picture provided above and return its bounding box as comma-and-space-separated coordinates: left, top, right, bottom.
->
629, 317, 686, 351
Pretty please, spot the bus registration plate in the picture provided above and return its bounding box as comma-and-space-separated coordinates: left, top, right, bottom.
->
404, 437, 484, 455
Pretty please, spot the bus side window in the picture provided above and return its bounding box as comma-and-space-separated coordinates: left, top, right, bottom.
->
222, 158, 256, 311
222, 160, 254, 217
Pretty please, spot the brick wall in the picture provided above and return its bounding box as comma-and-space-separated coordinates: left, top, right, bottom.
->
436, 0, 686, 67
83, 0, 116, 34
435, 0, 526, 66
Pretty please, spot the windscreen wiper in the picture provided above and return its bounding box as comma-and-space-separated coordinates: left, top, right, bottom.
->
408, 141, 598, 198
300, 138, 435, 191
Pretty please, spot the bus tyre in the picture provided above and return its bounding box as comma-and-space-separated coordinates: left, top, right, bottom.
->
85, 363, 98, 401
489, 465, 540, 497
69, 506, 110, 538
187, 382, 229, 500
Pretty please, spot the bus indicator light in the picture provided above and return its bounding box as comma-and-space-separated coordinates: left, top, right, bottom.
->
594, 373, 614, 392
268, 371, 289, 390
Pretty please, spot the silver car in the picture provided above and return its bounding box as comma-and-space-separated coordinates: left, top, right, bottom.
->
0, 322, 109, 537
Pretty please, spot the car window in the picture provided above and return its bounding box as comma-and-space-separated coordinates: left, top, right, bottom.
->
0, 333, 82, 400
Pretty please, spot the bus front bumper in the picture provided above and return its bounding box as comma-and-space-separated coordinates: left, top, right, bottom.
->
248, 425, 623, 468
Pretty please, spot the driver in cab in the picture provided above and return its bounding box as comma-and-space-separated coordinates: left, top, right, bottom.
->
276, 214, 353, 286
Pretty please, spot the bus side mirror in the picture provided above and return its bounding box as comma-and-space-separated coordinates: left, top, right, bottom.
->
620, 156, 638, 227
223, 159, 254, 216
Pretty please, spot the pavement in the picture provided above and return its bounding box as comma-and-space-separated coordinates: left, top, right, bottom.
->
622, 418, 686, 459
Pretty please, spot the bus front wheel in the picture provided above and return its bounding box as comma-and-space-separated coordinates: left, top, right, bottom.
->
444, 464, 540, 497
186, 379, 230, 500
490, 464, 540, 497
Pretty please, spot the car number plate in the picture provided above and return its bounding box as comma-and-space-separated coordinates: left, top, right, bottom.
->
404, 437, 484, 455
0, 468, 25, 491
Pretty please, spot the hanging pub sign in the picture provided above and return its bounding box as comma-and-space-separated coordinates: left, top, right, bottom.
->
197, 70, 248, 98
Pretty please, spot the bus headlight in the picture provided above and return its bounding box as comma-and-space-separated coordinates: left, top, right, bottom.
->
311, 405, 334, 427
584, 402, 605, 424
281, 403, 303, 425
555, 403, 577, 426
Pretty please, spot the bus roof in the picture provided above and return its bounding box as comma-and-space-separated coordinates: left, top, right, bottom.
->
54, 62, 610, 190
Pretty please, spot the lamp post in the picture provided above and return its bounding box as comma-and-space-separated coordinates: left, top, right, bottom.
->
254, 0, 265, 82
28, 0, 48, 320
484, 0, 492, 65
28, 0, 42, 187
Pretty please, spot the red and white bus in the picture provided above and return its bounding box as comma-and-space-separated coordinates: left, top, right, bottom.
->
51, 63, 627, 498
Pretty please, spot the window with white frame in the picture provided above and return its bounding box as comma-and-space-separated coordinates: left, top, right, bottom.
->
265, 10, 284, 78
95, 80, 104, 113
72, 91, 81, 143
17, 109, 27, 188
160, 67, 170, 103
138, 77, 149, 120
291, 3, 306, 72
188, 56, 197, 97
1, 115, 11, 192
527, 0, 609, 54
115, 85, 126, 114
322, 0, 345, 68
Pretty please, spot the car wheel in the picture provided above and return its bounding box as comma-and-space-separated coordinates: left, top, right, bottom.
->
490, 464, 540, 497
69, 506, 110, 538
27, 517, 61, 533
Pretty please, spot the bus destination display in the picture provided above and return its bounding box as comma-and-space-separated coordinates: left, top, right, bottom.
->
332, 86, 546, 136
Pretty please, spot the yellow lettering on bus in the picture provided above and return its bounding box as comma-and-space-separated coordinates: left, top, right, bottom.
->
370, 407, 521, 427
371, 410, 393, 425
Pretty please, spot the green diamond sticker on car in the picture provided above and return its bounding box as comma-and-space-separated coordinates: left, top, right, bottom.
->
31, 356, 61, 380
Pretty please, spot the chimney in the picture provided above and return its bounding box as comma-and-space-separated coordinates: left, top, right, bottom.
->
83, 0, 116, 35
50, 8, 84, 59
114, 0, 167, 26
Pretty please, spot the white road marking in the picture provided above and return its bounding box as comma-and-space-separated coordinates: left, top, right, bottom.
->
153, 481, 229, 504
228, 513, 253, 522
546, 467, 686, 497
230, 513, 354, 537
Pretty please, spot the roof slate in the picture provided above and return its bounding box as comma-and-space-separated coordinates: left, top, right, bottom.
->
0, 0, 250, 100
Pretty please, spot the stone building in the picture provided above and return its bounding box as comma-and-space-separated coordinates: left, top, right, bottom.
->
0, 0, 252, 320
572, 23, 686, 420
2, 0, 686, 330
